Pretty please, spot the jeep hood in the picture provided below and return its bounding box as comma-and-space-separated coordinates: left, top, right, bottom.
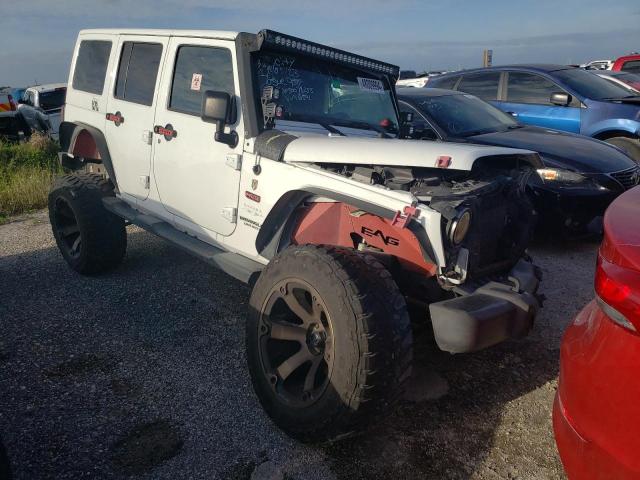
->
281, 136, 541, 170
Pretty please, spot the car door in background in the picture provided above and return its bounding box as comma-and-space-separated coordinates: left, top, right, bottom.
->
499, 71, 581, 133
152, 38, 243, 236
105, 36, 167, 201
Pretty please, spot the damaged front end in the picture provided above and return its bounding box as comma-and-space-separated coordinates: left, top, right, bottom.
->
295, 150, 542, 353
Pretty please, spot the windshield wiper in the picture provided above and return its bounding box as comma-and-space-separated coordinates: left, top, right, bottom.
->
460, 127, 496, 137
330, 120, 393, 138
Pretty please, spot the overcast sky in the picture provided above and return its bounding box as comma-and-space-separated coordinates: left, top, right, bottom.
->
1, 0, 638, 86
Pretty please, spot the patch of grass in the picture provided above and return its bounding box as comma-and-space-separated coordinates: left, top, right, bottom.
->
0, 134, 61, 218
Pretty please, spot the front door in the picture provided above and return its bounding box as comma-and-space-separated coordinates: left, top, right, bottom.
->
498, 71, 581, 133
105, 35, 168, 200
152, 37, 242, 236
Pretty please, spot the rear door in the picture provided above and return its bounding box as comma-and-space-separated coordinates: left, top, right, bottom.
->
500, 71, 580, 133
152, 37, 242, 236
105, 35, 168, 201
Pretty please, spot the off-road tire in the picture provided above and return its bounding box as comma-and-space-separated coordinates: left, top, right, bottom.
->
48, 173, 126, 274
604, 136, 640, 163
246, 244, 413, 443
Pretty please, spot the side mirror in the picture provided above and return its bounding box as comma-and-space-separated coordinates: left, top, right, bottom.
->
201, 90, 237, 147
550, 92, 571, 106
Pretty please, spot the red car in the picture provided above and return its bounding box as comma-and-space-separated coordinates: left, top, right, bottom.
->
612, 54, 640, 74
554, 185, 640, 479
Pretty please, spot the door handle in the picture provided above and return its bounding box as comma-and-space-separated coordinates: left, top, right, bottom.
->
106, 111, 124, 126
506, 111, 518, 117
154, 124, 178, 141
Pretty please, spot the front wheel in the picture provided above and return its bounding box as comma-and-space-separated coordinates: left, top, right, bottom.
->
604, 136, 640, 163
246, 245, 413, 443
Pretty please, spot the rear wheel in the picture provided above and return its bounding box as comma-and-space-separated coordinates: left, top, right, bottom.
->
246, 245, 413, 442
48, 174, 126, 274
604, 136, 640, 163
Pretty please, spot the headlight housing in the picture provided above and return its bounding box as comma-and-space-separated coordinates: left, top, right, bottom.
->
536, 168, 606, 189
448, 209, 472, 245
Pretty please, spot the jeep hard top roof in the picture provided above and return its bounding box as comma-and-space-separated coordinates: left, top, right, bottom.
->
79, 28, 240, 40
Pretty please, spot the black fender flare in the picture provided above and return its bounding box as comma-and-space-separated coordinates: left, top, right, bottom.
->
256, 188, 436, 265
59, 121, 119, 192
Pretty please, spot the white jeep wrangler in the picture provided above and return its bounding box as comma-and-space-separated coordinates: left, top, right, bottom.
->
51, 28, 542, 442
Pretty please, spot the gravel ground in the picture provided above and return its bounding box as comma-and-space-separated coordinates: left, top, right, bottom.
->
0, 210, 600, 479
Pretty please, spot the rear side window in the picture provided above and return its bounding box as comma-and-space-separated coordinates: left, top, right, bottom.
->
621, 60, 640, 74
169, 46, 235, 116
115, 42, 163, 106
506, 72, 558, 105
433, 75, 460, 90
456, 72, 500, 100
72, 40, 112, 94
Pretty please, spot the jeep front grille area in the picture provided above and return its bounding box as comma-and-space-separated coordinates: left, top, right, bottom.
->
460, 183, 534, 278
427, 175, 535, 281
610, 165, 640, 190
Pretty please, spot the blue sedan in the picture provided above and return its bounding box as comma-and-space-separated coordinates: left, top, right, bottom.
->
428, 65, 640, 162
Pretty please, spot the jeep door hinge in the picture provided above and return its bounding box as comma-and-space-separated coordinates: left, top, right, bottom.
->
221, 207, 237, 223
225, 154, 242, 171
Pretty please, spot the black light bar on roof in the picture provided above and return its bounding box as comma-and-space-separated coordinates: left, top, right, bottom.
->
257, 29, 400, 79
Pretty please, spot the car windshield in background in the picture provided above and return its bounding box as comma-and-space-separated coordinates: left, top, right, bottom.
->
39, 90, 66, 111
413, 93, 517, 137
253, 51, 398, 132
553, 68, 634, 100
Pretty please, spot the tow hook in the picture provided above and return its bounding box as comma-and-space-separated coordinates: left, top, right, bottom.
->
391, 202, 420, 229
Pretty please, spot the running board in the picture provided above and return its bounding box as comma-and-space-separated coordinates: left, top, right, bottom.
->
103, 197, 263, 284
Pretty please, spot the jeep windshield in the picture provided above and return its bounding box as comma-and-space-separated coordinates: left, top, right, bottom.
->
253, 51, 399, 134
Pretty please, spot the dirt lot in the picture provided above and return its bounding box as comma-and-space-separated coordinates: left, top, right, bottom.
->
0, 211, 599, 479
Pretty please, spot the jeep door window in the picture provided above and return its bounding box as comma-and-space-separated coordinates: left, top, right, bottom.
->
253, 51, 398, 132
412, 93, 517, 137
456, 72, 500, 101
72, 40, 112, 95
507, 72, 569, 105
553, 68, 634, 100
169, 46, 234, 116
115, 42, 163, 106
